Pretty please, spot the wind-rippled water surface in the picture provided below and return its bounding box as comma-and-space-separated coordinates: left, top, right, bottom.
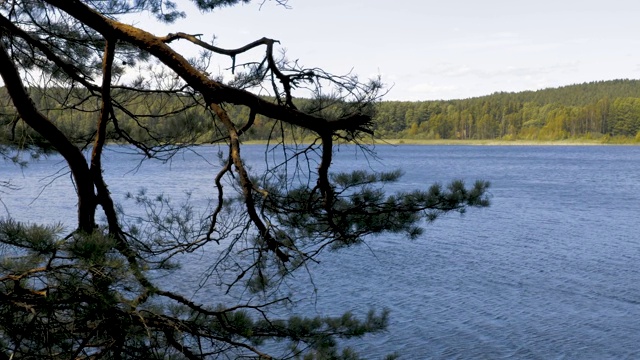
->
2, 145, 640, 359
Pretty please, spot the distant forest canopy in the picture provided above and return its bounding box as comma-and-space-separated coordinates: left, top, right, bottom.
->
375, 79, 640, 142
2, 79, 640, 146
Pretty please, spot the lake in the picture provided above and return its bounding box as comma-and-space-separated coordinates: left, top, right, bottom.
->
2, 145, 640, 358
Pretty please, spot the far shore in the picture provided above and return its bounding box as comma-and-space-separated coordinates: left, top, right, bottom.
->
373, 138, 639, 146
241, 138, 640, 146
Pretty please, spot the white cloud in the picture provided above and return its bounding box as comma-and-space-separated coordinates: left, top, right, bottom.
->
408, 82, 457, 94
421, 61, 580, 79
447, 32, 522, 51
420, 64, 475, 77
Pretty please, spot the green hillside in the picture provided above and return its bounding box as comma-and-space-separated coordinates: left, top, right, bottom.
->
3, 79, 640, 146
373, 79, 640, 142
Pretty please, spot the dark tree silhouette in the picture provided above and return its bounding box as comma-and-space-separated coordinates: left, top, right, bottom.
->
0, 1, 489, 358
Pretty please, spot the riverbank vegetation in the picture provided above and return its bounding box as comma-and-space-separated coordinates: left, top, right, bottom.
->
374, 79, 640, 144
3, 79, 640, 147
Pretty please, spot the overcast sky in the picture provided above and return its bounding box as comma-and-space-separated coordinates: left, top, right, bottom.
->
135, 0, 640, 101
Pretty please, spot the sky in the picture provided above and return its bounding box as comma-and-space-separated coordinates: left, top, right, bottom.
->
132, 0, 640, 101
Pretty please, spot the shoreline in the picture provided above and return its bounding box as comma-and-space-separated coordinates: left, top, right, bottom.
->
372, 139, 639, 146
241, 138, 640, 146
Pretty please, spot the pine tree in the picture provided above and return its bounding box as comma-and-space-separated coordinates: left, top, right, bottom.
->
0, 1, 489, 358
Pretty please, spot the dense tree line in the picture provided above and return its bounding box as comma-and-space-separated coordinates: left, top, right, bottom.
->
0, 88, 332, 146
4, 79, 640, 145
374, 79, 640, 141
3, 79, 640, 145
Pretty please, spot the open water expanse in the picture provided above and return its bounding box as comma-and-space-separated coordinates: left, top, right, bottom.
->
2, 145, 640, 359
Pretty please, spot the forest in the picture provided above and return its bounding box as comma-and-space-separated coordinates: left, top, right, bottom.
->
2, 78, 640, 146
374, 79, 640, 142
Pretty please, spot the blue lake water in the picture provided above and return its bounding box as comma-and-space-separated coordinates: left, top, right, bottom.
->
2, 145, 640, 358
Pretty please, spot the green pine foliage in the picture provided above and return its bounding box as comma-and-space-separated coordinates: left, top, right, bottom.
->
0, 218, 394, 359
